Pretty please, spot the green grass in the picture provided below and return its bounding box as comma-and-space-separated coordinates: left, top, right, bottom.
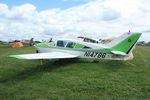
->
0, 44, 150, 100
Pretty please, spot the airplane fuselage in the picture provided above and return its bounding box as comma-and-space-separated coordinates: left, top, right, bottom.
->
35, 44, 126, 60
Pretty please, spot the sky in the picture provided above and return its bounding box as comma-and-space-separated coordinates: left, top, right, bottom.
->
0, 0, 94, 11
0, 0, 150, 41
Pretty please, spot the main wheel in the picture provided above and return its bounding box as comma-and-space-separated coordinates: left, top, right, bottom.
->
36, 50, 39, 53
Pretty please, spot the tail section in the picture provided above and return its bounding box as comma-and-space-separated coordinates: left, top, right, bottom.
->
106, 32, 142, 55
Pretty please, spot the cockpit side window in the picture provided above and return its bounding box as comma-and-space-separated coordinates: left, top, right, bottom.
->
83, 38, 98, 43
66, 42, 76, 48
57, 41, 67, 47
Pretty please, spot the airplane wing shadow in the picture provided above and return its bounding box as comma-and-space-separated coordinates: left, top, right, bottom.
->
0, 58, 126, 83
0, 58, 79, 83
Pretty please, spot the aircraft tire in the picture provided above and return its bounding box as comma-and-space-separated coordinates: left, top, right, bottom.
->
36, 50, 39, 53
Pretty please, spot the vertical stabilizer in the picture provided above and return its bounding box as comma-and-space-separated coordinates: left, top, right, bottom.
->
106, 32, 142, 54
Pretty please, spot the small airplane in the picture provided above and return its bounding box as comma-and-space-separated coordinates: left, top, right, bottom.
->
8, 32, 142, 60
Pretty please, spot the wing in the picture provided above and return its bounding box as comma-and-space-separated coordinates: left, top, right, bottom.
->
8, 52, 78, 59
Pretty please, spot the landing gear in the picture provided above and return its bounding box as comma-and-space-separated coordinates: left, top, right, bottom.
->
53, 59, 63, 65
36, 50, 43, 65
36, 50, 39, 53
93, 60, 99, 63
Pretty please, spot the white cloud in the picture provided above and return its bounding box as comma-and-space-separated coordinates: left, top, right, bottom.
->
8, 4, 38, 21
0, 4, 9, 17
0, 0, 150, 41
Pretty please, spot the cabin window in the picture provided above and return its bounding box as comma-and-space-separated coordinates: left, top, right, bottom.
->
57, 41, 67, 47
66, 42, 76, 48
83, 38, 98, 43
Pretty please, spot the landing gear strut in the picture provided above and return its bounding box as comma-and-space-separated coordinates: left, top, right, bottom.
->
36, 50, 39, 53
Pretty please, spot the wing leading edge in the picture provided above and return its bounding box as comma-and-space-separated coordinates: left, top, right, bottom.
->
8, 52, 78, 59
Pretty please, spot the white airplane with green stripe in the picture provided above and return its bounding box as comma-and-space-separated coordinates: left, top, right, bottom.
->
9, 32, 142, 60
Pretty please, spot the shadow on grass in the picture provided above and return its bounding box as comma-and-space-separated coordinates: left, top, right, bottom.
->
100, 60, 126, 68
100, 60, 127, 72
0, 59, 126, 83
0, 58, 79, 83
80, 59, 126, 69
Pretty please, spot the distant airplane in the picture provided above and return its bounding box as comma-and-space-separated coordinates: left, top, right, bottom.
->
8, 32, 142, 60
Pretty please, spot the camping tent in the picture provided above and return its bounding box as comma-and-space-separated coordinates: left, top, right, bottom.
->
12, 42, 24, 48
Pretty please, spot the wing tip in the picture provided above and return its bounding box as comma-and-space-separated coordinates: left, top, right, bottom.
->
8, 55, 27, 59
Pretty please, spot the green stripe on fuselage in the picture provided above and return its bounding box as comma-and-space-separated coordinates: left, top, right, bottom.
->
36, 43, 49, 47
74, 44, 84, 49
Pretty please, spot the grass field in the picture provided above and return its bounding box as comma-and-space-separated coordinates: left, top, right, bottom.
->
0, 44, 150, 100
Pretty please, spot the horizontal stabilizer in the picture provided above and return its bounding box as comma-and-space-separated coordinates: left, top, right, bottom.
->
8, 52, 78, 59
111, 50, 126, 56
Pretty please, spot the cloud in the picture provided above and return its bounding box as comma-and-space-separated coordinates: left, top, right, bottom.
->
101, 8, 120, 21
0, 0, 150, 41
0, 4, 9, 17
8, 4, 37, 20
